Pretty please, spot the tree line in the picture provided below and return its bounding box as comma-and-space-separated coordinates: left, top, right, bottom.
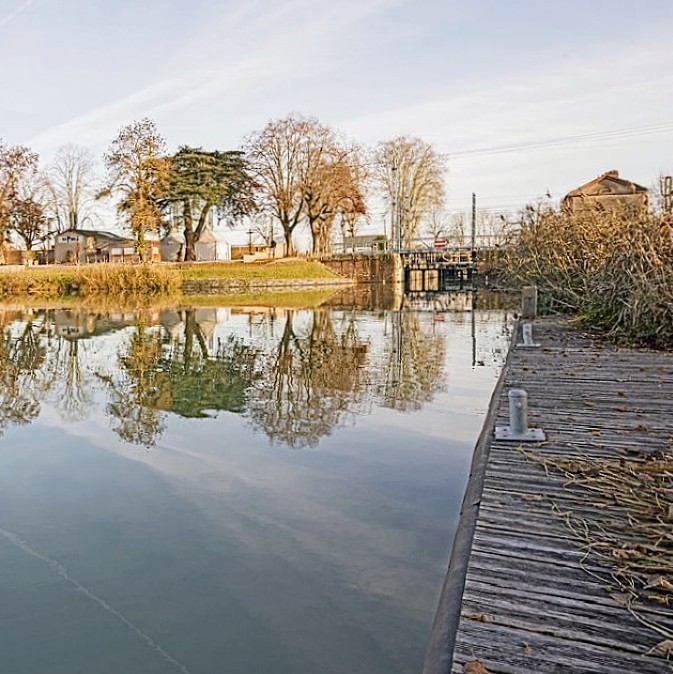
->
0, 114, 447, 261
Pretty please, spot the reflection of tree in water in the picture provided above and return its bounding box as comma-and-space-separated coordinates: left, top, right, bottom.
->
0, 316, 46, 436
104, 321, 167, 447
43, 338, 94, 422
156, 311, 261, 419
376, 311, 447, 413
103, 310, 262, 447
0, 305, 452, 449
246, 310, 370, 449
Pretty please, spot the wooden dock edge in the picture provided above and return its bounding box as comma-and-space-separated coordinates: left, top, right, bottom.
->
422, 320, 519, 674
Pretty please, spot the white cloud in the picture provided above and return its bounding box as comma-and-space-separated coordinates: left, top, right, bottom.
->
28, 0, 405, 154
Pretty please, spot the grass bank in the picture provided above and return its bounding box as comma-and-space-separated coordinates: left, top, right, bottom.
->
0, 259, 341, 299
176, 260, 340, 281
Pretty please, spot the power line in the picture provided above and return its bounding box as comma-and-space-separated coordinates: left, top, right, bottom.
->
347, 121, 673, 173
447, 121, 673, 159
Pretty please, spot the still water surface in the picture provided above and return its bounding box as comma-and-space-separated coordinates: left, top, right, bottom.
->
0, 291, 511, 674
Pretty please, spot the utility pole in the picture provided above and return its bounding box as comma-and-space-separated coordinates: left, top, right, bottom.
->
661, 176, 673, 217
471, 192, 477, 262
391, 164, 397, 252
397, 189, 403, 252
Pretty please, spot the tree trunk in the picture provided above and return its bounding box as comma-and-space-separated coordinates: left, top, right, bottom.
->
282, 224, 295, 257
184, 228, 196, 261
310, 219, 320, 256
183, 199, 195, 261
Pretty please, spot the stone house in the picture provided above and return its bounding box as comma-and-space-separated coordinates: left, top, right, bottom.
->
562, 171, 648, 214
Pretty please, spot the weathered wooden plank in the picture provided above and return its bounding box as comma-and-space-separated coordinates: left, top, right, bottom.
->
424, 316, 673, 674
452, 620, 669, 674
461, 585, 659, 645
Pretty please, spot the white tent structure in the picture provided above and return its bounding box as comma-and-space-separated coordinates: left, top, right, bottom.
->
194, 226, 231, 262
161, 227, 231, 262
160, 230, 185, 262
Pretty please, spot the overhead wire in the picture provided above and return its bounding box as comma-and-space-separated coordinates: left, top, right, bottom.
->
446, 121, 673, 159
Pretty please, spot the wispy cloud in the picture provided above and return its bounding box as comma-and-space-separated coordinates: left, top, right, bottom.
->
28, 0, 404, 153
0, 0, 36, 28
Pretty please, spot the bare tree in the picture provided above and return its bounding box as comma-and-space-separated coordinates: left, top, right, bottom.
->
448, 213, 466, 246
46, 144, 96, 232
8, 196, 47, 251
244, 115, 308, 256
338, 154, 370, 244
478, 211, 511, 247
249, 213, 280, 247
297, 119, 367, 255
376, 136, 446, 248
99, 119, 170, 258
0, 140, 38, 252
424, 207, 450, 242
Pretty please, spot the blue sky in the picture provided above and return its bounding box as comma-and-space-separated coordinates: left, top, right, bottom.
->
2, 0, 673, 222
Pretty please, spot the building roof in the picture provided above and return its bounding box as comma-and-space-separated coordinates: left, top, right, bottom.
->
58, 228, 131, 242
565, 171, 648, 198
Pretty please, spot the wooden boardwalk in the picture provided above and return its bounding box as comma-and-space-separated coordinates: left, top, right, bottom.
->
424, 318, 673, 674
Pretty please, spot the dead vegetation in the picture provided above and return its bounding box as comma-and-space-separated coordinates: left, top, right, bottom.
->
504, 205, 673, 349
0, 264, 181, 297
522, 447, 673, 641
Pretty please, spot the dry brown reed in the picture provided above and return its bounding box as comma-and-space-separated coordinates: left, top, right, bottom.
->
505, 205, 673, 348
0, 264, 181, 298
522, 447, 673, 640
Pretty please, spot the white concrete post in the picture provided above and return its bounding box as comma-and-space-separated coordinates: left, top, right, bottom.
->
518, 322, 540, 348
495, 388, 546, 442
508, 389, 528, 436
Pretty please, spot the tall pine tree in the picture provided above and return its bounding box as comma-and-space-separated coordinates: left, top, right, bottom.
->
164, 147, 255, 261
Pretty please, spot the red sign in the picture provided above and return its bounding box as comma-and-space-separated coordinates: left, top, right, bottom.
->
434, 239, 447, 249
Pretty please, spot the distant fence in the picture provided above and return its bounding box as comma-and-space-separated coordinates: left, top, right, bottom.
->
332, 233, 515, 256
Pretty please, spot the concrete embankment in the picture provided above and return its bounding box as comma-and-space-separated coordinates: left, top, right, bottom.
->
320, 254, 404, 284
180, 276, 353, 295
424, 318, 673, 674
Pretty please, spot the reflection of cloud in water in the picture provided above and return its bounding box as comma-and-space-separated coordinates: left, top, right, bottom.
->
116, 425, 460, 618
0, 527, 194, 674
21, 407, 455, 619
0, 298, 513, 673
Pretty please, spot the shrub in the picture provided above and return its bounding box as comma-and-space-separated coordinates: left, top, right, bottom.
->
504, 205, 673, 348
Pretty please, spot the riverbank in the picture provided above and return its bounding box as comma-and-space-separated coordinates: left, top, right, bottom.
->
0, 260, 349, 298
425, 317, 673, 674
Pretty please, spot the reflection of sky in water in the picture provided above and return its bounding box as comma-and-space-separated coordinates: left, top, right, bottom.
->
0, 298, 511, 674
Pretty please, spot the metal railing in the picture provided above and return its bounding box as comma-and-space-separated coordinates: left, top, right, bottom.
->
331, 233, 515, 256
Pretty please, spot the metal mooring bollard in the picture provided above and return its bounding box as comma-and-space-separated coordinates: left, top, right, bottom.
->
495, 388, 546, 441
517, 322, 541, 348
521, 286, 538, 319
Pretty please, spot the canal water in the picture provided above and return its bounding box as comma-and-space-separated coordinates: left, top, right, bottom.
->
0, 291, 512, 674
